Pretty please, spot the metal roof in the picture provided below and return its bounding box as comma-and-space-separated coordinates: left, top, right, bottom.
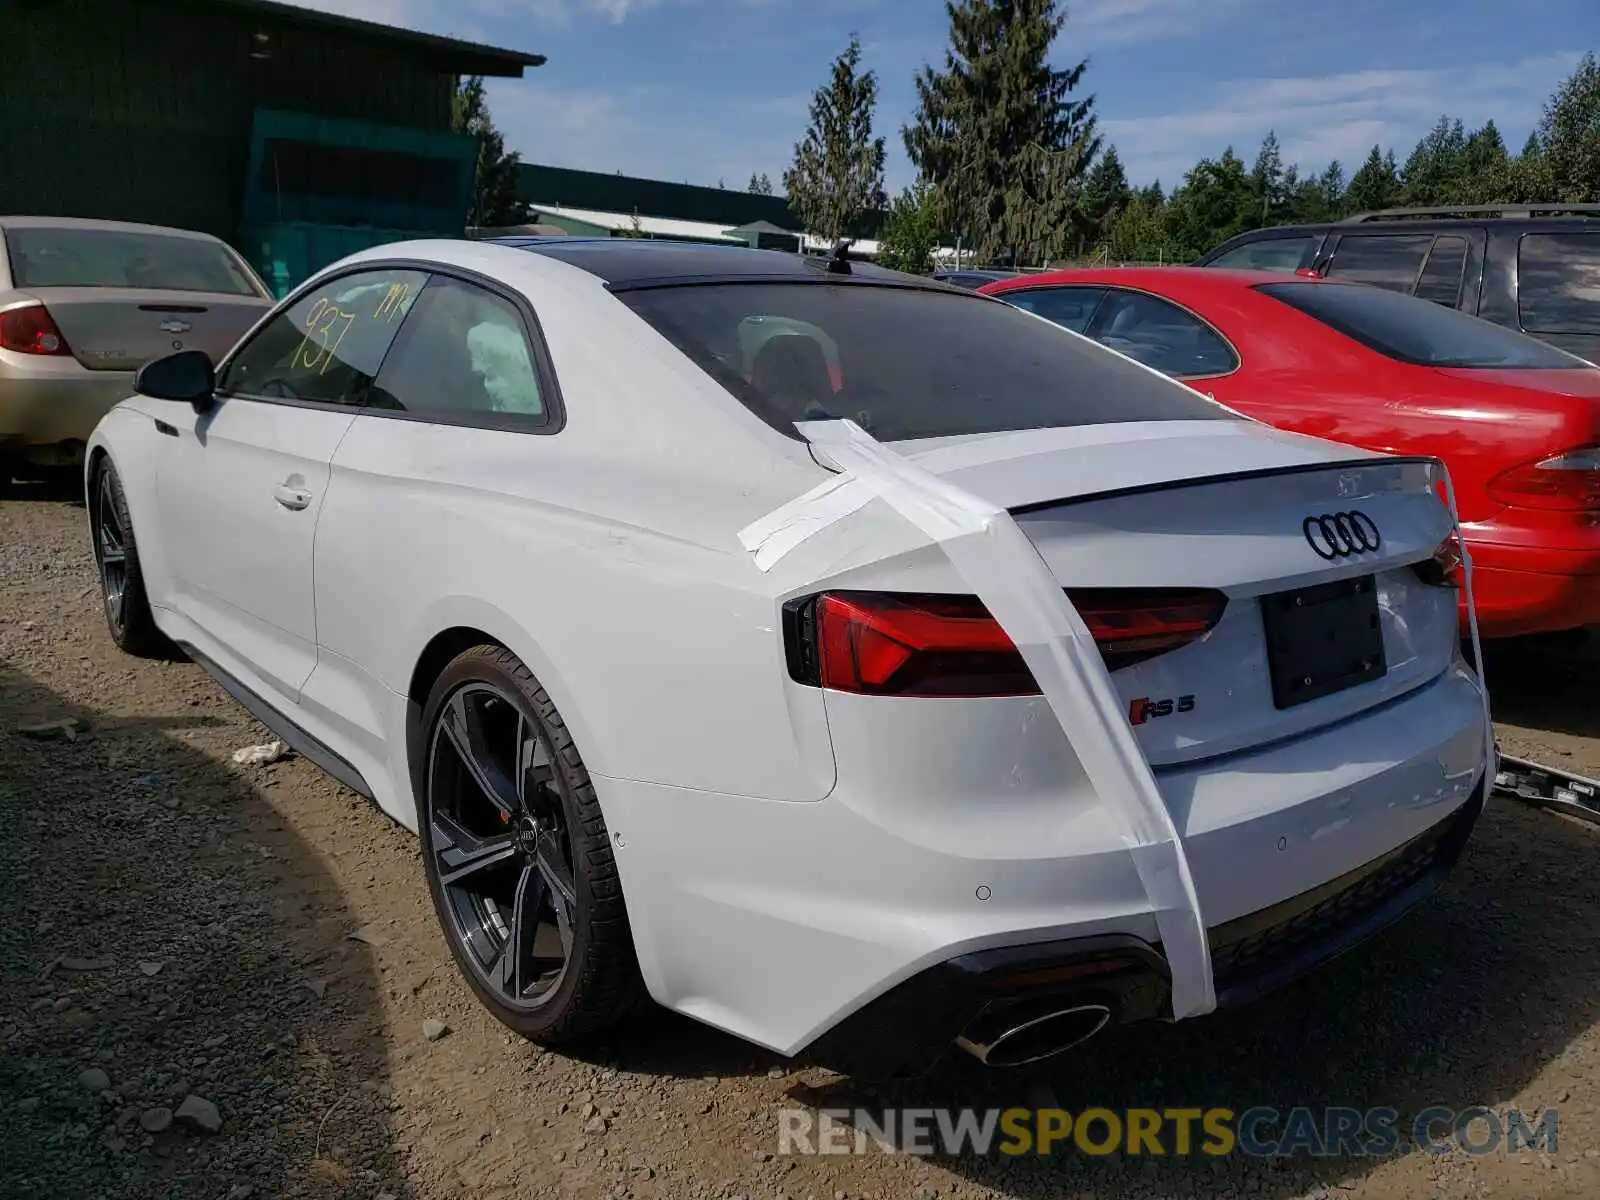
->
492, 236, 948, 291
530, 204, 746, 244
197, 0, 545, 76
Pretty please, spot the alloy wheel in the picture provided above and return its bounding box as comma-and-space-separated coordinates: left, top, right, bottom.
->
95, 472, 128, 631
426, 681, 579, 1009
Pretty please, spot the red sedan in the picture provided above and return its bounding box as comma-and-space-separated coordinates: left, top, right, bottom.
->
977, 267, 1600, 640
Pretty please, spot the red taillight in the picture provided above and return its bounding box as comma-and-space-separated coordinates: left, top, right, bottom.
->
1486, 446, 1600, 512
0, 303, 72, 356
1067, 588, 1232, 671
790, 588, 1228, 697
1412, 531, 1464, 588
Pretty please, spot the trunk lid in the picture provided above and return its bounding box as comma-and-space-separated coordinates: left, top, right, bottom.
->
902, 420, 1463, 768
22, 287, 273, 372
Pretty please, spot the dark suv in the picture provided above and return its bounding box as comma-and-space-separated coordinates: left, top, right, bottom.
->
1195, 204, 1600, 362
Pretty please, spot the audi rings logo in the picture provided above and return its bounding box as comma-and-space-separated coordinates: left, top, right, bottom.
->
1302, 511, 1382, 559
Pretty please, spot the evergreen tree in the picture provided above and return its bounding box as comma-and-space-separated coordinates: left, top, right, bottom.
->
1080, 144, 1131, 250
1249, 131, 1288, 224
1512, 130, 1550, 201
1400, 115, 1468, 205
783, 36, 888, 242
1317, 159, 1347, 218
1346, 144, 1400, 213
904, 0, 1100, 264
453, 76, 524, 227
747, 172, 775, 196
1458, 120, 1511, 202
1536, 51, 1600, 202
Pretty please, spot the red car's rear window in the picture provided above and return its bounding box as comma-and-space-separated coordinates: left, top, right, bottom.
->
1257, 281, 1584, 370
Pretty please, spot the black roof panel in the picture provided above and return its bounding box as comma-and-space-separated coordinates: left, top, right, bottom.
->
493, 236, 950, 291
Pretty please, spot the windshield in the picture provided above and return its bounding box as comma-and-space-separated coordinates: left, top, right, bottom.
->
1256, 280, 1585, 369
5, 226, 263, 296
618, 282, 1239, 441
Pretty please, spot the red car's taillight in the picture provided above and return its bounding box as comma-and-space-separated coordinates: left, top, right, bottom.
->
1486, 445, 1600, 512
784, 588, 1228, 697
0, 302, 73, 356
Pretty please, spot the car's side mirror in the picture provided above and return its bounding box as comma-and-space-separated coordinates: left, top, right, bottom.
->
134, 349, 215, 412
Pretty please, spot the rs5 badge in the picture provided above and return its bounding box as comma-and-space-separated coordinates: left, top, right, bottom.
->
1129, 695, 1195, 726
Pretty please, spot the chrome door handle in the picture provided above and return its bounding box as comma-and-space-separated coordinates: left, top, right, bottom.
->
273, 484, 313, 511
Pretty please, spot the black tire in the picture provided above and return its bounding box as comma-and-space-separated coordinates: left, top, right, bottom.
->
416, 644, 648, 1043
90, 458, 166, 657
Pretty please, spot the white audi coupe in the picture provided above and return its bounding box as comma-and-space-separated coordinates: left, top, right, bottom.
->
84, 236, 1492, 1076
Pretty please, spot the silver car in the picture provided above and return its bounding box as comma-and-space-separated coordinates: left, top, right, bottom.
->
0, 216, 275, 475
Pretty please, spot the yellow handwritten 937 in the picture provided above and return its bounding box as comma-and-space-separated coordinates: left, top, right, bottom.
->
290, 282, 413, 376
292, 297, 356, 375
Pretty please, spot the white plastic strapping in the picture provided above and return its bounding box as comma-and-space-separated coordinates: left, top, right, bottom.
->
1429, 459, 1496, 776
740, 419, 1217, 1019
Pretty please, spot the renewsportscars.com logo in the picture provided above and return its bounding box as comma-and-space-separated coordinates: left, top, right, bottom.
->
776, 1106, 1560, 1158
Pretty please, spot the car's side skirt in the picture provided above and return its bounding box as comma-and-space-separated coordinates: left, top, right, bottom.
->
177, 639, 376, 801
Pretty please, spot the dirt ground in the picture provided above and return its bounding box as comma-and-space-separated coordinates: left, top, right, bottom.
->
3, 480, 1599, 1200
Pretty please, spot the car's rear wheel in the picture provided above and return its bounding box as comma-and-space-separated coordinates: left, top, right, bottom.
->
91, 459, 166, 657
417, 644, 648, 1042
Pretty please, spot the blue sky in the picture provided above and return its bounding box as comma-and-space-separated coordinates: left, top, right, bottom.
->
306, 0, 1590, 193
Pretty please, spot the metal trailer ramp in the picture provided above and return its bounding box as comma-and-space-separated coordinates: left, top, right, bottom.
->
1493, 748, 1600, 827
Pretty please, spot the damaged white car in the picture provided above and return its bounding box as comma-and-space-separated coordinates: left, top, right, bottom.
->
85, 237, 1493, 1076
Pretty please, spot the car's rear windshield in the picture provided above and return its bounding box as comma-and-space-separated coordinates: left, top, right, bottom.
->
4, 226, 262, 296
617, 281, 1240, 441
1256, 280, 1584, 369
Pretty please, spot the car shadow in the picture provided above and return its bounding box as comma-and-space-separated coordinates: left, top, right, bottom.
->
772, 797, 1597, 1195
1480, 630, 1600, 743
0, 664, 415, 1199
1, 468, 84, 506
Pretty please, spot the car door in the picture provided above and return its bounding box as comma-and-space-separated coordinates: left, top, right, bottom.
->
1081, 288, 1240, 382
152, 265, 426, 703
303, 270, 558, 762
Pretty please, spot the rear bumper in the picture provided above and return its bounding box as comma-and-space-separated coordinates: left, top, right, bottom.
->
0, 357, 133, 453
1463, 526, 1600, 639
598, 662, 1489, 1063
804, 781, 1484, 1077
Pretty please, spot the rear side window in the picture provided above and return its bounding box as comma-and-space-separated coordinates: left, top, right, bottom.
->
1002, 286, 1105, 332
371, 275, 548, 424
619, 283, 1240, 442
1090, 290, 1238, 377
1258, 281, 1584, 369
1412, 236, 1469, 307
219, 267, 428, 404
1324, 234, 1433, 293
1204, 237, 1314, 272
1518, 233, 1600, 335
5, 225, 263, 296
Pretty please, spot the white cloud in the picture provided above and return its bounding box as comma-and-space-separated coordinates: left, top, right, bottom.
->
1066, 0, 1261, 49
1103, 52, 1578, 185
485, 79, 805, 187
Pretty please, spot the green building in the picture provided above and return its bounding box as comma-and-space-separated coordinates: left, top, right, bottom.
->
1, 0, 543, 293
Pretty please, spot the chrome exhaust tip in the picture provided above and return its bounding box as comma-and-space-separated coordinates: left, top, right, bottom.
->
956, 1003, 1112, 1067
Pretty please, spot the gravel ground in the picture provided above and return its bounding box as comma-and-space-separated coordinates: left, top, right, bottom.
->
2, 479, 1599, 1200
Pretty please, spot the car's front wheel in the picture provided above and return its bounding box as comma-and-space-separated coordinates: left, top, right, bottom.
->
417, 644, 648, 1042
91, 458, 166, 657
